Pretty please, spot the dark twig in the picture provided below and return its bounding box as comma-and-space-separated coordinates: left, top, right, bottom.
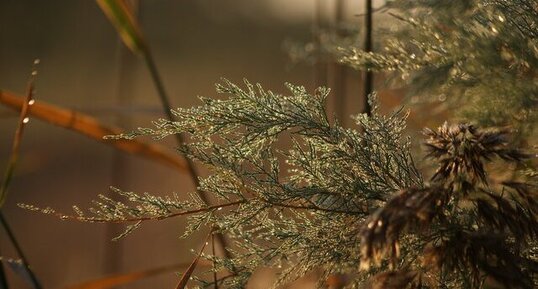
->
333, 0, 347, 123
211, 231, 219, 289
363, 0, 374, 115
0, 214, 42, 289
0, 246, 8, 289
313, 0, 328, 89
355, 4, 387, 17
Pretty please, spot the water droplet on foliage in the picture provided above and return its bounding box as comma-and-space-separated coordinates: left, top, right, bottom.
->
23, 117, 30, 124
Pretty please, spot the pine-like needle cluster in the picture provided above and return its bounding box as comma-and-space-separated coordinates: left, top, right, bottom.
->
22, 80, 536, 288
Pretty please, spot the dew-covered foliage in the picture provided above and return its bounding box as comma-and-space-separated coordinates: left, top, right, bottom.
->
339, 0, 538, 138
21, 80, 537, 288
108, 80, 422, 287
21, 80, 421, 287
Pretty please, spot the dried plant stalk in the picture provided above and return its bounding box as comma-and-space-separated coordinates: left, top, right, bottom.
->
0, 90, 188, 172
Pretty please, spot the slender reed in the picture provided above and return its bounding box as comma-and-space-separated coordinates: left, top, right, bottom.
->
0, 60, 42, 289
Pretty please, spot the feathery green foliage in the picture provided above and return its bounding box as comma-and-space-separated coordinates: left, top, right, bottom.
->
22, 80, 537, 288
23, 80, 423, 287
339, 0, 537, 138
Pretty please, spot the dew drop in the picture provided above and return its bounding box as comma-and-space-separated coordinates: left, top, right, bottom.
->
41, 207, 55, 214
498, 15, 505, 22
28, 99, 35, 105
217, 207, 223, 211
33, 59, 40, 65
23, 117, 30, 124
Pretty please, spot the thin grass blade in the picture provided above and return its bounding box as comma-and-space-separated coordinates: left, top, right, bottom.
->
96, 0, 146, 54
175, 230, 213, 289
0, 61, 43, 289
0, 62, 37, 207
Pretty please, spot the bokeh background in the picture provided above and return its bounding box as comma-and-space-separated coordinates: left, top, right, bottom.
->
0, 1, 398, 288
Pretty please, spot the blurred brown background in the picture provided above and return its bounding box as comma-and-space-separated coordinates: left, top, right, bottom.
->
0, 1, 392, 288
